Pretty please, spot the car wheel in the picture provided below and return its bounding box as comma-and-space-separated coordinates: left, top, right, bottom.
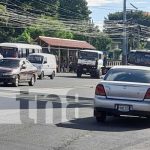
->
39, 72, 44, 80
77, 71, 82, 78
94, 110, 106, 123
50, 72, 55, 80
12, 75, 19, 87
3, 82, 8, 87
29, 75, 35, 86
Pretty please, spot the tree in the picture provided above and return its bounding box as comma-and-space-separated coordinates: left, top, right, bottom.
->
17, 30, 31, 43
7, 0, 60, 17
74, 33, 112, 51
59, 0, 91, 20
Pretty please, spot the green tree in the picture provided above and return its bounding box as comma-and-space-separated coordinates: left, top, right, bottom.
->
59, 0, 91, 20
17, 30, 31, 43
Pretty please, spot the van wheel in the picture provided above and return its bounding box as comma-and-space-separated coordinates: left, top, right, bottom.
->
39, 72, 44, 80
12, 75, 19, 87
50, 72, 55, 80
29, 75, 35, 86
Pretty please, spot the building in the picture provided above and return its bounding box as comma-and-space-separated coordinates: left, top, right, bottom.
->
37, 36, 96, 72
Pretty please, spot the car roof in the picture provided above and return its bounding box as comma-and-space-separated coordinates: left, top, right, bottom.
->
111, 65, 150, 71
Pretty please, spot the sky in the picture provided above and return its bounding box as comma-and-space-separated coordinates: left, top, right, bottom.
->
86, 0, 150, 29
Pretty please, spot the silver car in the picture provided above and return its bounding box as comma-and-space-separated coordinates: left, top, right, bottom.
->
94, 66, 150, 122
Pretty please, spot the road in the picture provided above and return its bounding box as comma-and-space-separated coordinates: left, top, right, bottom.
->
0, 73, 150, 150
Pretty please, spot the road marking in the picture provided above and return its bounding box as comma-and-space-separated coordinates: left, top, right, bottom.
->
0, 87, 73, 99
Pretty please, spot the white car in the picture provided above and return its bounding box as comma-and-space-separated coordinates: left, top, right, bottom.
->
94, 65, 150, 122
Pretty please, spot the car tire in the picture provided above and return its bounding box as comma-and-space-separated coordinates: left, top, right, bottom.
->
12, 75, 19, 87
39, 72, 44, 80
77, 71, 82, 78
29, 75, 35, 86
3, 82, 8, 87
50, 72, 55, 80
95, 111, 106, 123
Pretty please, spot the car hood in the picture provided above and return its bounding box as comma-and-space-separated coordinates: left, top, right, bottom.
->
0, 67, 14, 73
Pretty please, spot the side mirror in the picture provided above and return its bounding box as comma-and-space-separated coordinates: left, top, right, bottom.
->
21, 64, 26, 69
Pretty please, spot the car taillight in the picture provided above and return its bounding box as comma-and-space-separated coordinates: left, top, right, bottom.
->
144, 88, 150, 99
95, 84, 106, 96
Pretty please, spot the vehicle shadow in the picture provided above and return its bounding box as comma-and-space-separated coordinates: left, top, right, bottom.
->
56, 75, 99, 80
56, 116, 150, 132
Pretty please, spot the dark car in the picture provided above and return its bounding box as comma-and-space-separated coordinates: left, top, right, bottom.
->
0, 58, 37, 87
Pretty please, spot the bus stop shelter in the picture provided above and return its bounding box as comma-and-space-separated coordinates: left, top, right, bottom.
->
37, 36, 96, 72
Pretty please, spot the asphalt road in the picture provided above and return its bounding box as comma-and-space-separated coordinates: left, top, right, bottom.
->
0, 73, 150, 150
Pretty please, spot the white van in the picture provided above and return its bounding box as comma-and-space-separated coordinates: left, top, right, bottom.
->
28, 53, 56, 80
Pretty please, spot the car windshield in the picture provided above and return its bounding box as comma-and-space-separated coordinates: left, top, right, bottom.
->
104, 68, 150, 83
0, 59, 20, 68
79, 51, 98, 60
28, 55, 44, 64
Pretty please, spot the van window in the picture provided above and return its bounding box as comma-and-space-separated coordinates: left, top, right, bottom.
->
28, 55, 44, 64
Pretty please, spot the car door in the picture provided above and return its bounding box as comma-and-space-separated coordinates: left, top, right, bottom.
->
25, 60, 34, 80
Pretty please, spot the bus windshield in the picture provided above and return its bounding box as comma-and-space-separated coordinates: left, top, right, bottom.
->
28, 55, 44, 64
0, 46, 18, 57
79, 51, 98, 60
128, 50, 150, 66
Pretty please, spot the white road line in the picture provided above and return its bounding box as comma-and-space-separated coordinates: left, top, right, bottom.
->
0, 87, 73, 99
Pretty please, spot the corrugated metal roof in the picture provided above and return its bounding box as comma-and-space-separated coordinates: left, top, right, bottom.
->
39, 36, 96, 50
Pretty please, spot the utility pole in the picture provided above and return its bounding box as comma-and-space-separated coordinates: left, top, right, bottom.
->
122, 0, 128, 65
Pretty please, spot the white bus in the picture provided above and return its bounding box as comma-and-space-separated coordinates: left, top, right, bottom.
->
0, 43, 42, 58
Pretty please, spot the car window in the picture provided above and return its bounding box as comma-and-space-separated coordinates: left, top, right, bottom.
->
104, 68, 150, 83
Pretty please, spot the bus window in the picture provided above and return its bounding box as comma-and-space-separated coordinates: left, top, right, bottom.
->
32, 49, 35, 53
0, 47, 18, 57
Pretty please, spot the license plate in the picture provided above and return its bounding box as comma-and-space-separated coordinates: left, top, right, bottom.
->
117, 105, 130, 112
83, 68, 87, 71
